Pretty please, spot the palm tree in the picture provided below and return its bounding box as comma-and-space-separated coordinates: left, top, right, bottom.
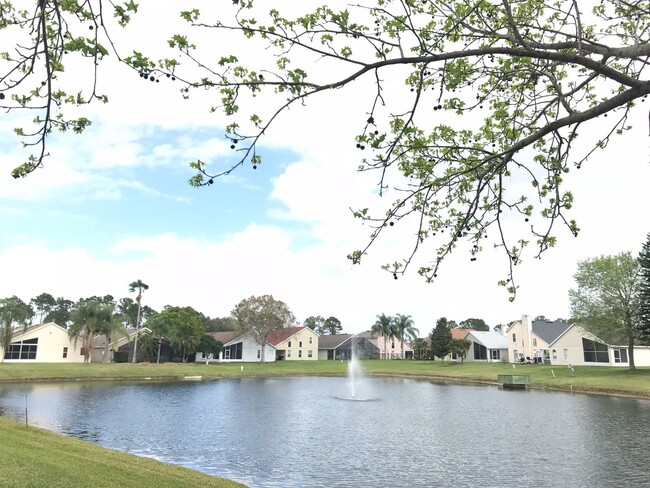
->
393, 314, 419, 359
68, 301, 117, 363
0, 296, 33, 362
128, 279, 149, 363
371, 313, 393, 360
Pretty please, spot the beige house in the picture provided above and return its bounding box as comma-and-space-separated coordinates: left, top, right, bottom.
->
507, 315, 650, 367
506, 315, 571, 363
267, 326, 319, 360
3, 322, 85, 363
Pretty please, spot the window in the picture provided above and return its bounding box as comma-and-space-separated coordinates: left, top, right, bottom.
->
309, 337, 313, 344
308, 350, 313, 358
533, 338, 537, 347
80, 347, 86, 357
222, 342, 243, 360
257, 349, 260, 359
299, 341, 303, 347
62, 347, 68, 359
512, 333, 517, 343
491, 350, 500, 360
552, 350, 557, 360
563, 349, 569, 361
298, 350, 303, 358
582, 338, 609, 363
473, 342, 487, 360
391, 341, 395, 349
613, 349, 628, 363
287, 350, 292, 358
4, 338, 39, 360
288, 340, 292, 347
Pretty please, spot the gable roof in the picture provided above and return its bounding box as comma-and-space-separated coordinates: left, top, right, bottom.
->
11, 322, 75, 340
532, 320, 571, 344
266, 326, 306, 346
318, 334, 354, 349
451, 329, 473, 340
466, 331, 508, 349
210, 330, 246, 345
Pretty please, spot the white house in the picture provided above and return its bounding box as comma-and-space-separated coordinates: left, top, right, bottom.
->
3, 322, 85, 363
464, 331, 508, 362
196, 330, 276, 363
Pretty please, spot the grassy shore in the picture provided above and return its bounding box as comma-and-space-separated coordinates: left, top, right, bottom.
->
1, 360, 649, 397
0, 416, 245, 488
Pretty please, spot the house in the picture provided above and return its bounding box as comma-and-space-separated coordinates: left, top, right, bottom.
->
318, 334, 380, 360
357, 331, 414, 359
3, 322, 85, 363
506, 315, 571, 363
464, 331, 508, 362
506, 315, 650, 367
267, 326, 319, 360
196, 330, 276, 363
546, 324, 650, 367
447, 328, 473, 361
91, 327, 152, 363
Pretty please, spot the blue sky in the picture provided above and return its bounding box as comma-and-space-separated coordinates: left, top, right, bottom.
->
1, 1, 649, 334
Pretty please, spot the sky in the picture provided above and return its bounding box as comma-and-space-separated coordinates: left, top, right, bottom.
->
1, 1, 649, 335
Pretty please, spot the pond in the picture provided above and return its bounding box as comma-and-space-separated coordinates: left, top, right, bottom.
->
1, 376, 649, 487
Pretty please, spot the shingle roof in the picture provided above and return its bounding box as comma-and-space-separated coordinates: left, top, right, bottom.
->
318, 334, 353, 349
210, 331, 245, 345
467, 331, 507, 349
266, 326, 305, 346
532, 320, 571, 344
451, 329, 473, 340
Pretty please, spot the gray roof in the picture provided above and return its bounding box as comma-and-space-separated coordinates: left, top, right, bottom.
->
467, 331, 508, 349
318, 334, 354, 349
210, 331, 245, 345
532, 320, 571, 344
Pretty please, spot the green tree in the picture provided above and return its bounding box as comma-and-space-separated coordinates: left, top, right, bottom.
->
0, 296, 34, 362
232, 295, 295, 363
128, 280, 150, 364
304, 316, 326, 333
322, 316, 343, 335
411, 338, 430, 361
198, 335, 223, 365
68, 300, 119, 364
371, 313, 394, 360
6, 2, 650, 298
569, 252, 641, 371
145, 309, 177, 364
458, 318, 490, 331
30, 293, 56, 323
449, 338, 472, 363
639, 233, 650, 340
392, 314, 419, 359
202, 315, 238, 333
430, 317, 452, 361
44, 297, 74, 327
155, 306, 205, 363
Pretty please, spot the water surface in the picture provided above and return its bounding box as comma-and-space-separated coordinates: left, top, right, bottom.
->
1, 376, 648, 487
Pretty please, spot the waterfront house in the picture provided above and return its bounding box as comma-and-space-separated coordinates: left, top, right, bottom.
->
464, 330, 508, 362
267, 326, 319, 360
317, 334, 380, 360
3, 322, 84, 363
196, 330, 276, 363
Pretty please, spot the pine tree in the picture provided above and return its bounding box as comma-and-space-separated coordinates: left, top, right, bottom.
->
638, 233, 650, 340
430, 317, 452, 360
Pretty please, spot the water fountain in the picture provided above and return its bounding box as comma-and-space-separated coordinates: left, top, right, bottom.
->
337, 341, 377, 401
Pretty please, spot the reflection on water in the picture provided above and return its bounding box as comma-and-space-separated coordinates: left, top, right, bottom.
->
1, 377, 649, 488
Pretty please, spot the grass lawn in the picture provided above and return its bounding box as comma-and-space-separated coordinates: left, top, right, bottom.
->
0, 416, 245, 488
1, 360, 649, 397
